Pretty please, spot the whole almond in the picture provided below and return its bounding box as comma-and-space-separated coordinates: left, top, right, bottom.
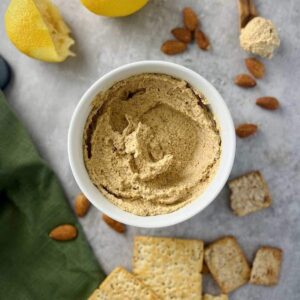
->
183, 7, 199, 31
75, 193, 90, 217
161, 40, 187, 55
234, 74, 256, 88
236, 124, 258, 138
195, 30, 210, 50
256, 97, 279, 110
102, 214, 126, 234
171, 27, 192, 43
245, 58, 265, 79
49, 224, 77, 241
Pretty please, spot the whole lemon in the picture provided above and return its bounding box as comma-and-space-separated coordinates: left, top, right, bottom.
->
5, 0, 74, 62
80, 0, 149, 17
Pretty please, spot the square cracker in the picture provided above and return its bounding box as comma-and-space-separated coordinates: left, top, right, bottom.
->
250, 246, 283, 286
88, 267, 159, 300
132, 236, 204, 300
203, 294, 228, 300
204, 236, 250, 293
228, 171, 272, 216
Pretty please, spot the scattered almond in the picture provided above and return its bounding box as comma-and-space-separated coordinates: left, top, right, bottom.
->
171, 27, 192, 43
75, 193, 90, 217
236, 124, 258, 138
49, 224, 77, 241
183, 7, 199, 31
102, 214, 126, 234
234, 74, 256, 88
161, 40, 187, 55
256, 97, 279, 110
195, 30, 210, 50
245, 58, 265, 79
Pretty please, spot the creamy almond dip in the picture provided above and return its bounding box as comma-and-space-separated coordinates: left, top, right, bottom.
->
83, 74, 221, 216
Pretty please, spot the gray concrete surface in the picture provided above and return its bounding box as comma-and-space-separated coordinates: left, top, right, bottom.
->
1, 0, 300, 299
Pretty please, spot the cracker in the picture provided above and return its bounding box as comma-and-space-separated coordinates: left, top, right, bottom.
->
228, 171, 272, 216
133, 236, 204, 299
204, 236, 250, 293
88, 289, 103, 300
88, 267, 159, 300
250, 246, 283, 286
203, 294, 229, 300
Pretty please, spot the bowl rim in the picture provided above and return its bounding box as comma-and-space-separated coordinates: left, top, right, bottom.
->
68, 60, 236, 228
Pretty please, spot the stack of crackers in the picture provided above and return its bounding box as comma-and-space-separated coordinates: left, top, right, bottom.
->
88, 235, 282, 300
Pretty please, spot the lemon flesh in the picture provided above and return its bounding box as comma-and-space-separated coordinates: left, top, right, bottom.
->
5, 0, 74, 62
80, 0, 149, 17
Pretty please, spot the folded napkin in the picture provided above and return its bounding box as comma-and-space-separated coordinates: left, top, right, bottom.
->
0, 91, 105, 300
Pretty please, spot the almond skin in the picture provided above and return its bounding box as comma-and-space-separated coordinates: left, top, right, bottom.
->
161, 40, 187, 55
75, 193, 90, 217
195, 30, 210, 50
256, 97, 279, 110
236, 124, 258, 138
171, 27, 192, 43
102, 214, 126, 234
245, 58, 265, 79
183, 7, 199, 31
49, 224, 77, 241
234, 74, 256, 88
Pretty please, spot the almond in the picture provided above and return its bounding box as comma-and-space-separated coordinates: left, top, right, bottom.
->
49, 224, 77, 241
236, 124, 258, 138
183, 7, 199, 31
245, 58, 265, 79
195, 30, 210, 50
234, 74, 256, 88
171, 27, 192, 43
256, 97, 279, 110
102, 214, 126, 234
75, 193, 90, 217
161, 40, 187, 55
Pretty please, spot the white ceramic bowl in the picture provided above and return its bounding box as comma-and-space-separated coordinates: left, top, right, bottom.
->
68, 61, 235, 228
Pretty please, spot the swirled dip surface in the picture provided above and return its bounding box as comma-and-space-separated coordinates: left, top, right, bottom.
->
83, 74, 221, 216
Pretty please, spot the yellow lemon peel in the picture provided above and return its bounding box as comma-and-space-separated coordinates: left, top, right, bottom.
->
5, 0, 75, 62
80, 0, 149, 17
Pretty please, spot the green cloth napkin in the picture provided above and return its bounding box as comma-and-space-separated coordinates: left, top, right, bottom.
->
0, 91, 105, 300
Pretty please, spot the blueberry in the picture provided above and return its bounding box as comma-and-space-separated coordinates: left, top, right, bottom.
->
0, 55, 12, 90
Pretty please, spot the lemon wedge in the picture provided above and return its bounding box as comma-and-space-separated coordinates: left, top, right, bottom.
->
80, 0, 149, 17
5, 0, 75, 62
